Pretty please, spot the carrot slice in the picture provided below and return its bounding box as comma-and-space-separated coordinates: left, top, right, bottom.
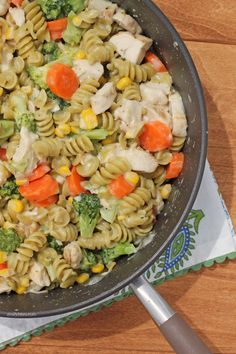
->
19, 174, 59, 202
67, 167, 86, 196
166, 152, 185, 179
47, 63, 79, 100
108, 175, 135, 199
29, 195, 58, 207
0, 148, 7, 161
47, 18, 68, 32
50, 31, 64, 41
10, 0, 24, 6
0, 262, 7, 270
28, 164, 50, 182
145, 52, 167, 72
139, 121, 173, 152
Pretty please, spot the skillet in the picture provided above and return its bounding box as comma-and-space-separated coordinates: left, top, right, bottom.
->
0, 1, 210, 352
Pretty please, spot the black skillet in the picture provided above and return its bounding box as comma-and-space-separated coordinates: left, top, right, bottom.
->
0, 1, 210, 353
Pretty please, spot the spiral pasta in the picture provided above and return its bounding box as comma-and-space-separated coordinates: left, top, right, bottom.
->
77, 232, 112, 250
15, 22, 36, 60
50, 224, 78, 242
63, 135, 94, 157
90, 157, 131, 186
8, 253, 31, 276
98, 111, 117, 132
23, 0, 49, 42
71, 79, 100, 111
33, 138, 63, 158
155, 150, 172, 165
122, 83, 141, 101
53, 256, 77, 288
0, 71, 18, 90
77, 9, 99, 29
118, 188, 151, 215
171, 136, 186, 152
107, 58, 155, 83
35, 109, 55, 137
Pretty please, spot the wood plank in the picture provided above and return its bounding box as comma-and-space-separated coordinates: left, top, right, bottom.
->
154, 0, 236, 44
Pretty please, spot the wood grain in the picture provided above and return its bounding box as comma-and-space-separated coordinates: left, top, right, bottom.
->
4, 1, 236, 354
155, 0, 236, 44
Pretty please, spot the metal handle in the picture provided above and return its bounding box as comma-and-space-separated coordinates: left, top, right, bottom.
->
130, 276, 212, 354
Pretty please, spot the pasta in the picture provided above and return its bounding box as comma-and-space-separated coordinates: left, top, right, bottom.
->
0, 0, 187, 294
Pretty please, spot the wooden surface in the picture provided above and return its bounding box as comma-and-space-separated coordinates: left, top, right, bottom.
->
5, 1, 236, 353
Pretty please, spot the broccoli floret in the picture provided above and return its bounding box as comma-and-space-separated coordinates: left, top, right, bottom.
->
16, 113, 36, 133
42, 42, 60, 63
0, 228, 21, 253
79, 249, 98, 272
27, 65, 48, 90
62, 11, 83, 46
46, 89, 70, 109
73, 194, 101, 238
100, 242, 137, 265
39, 0, 63, 20
46, 235, 63, 254
62, 0, 86, 16
0, 178, 20, 199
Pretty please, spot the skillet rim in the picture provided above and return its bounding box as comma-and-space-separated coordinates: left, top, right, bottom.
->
0, 0, 208, 317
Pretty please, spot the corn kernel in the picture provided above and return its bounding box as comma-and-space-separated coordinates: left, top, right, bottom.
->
76, 273, 90, 284
16, 179, 28, 186
116, 77, 132, 91
0, 87, 4, 97
55, 128, 65, 138
5, 27, 14, 40
58, 165, 71, 177
20, 277, 29, 288
124, 172, 140, 186
72, 16, 82, 27
159, 184, 172, 200
16, 286, 26, 295
0, 252, 7, 263
117, 215, 125, 221
8, 199, 24, 213
80, 108, 98, 130
67, 196, 73, 205
91, 263, 105, 274
59, 123, 71, 135
70, 126, 80, 134
74, 50, 86, 60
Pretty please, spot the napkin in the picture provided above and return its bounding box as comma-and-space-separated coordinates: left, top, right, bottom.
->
0, 161, 235, 350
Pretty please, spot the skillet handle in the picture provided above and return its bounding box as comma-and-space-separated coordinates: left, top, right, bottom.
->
130, 276, 212, 354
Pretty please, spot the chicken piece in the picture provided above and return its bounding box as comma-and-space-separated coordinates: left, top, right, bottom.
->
88, 0, 117, 20
142, 102, 172, 129
113, 9, 142, 34
9, 7, 25, 27
135, 34, 153, 51
169, 91, 187, 137
116, 146, 158, 173
140, 82, 170, 106
0, 0, 9, 16
73, 59, 104, 83
29, 261, 50, 288
0, 277, 11, 294
114, 99, 142, 134
91, 82, 117, 114
63, 242, 82, 270
109, 32, 152, 65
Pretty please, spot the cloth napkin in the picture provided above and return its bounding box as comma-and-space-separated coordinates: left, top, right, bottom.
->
0, 161, 235, 350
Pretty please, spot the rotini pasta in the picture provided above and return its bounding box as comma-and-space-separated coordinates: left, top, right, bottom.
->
0, 0, 187, 294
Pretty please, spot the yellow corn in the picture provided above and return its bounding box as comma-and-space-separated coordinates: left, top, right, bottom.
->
116, 77, 132, 91
8, 199, 24, 213
67, 196, 73, 205
74, 50, 86, 60
80, 108, 98, 130
16, 286, 26, 295
5, 27, 14, 40
0, 251, 7, 263
124, 172, 140, 186
20, 277, 29, 288
76, 273, 90, 284
159, 184, 172, 200
72, 16, 82, 27
21, 86, 32, 95
58, 166, 71, 177
0, 87, 4, 97
59, 124, 71, 135
55, 127, 64, 138
16, 179, 27, 186
117, 215, 125, 221
70, 126, 80, 134
91, 263, 105, 274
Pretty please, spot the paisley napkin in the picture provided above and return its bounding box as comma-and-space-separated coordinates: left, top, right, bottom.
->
0, 161, 235, 350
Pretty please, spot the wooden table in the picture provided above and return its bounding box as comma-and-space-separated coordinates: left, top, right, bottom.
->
5, 1, 236, 353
